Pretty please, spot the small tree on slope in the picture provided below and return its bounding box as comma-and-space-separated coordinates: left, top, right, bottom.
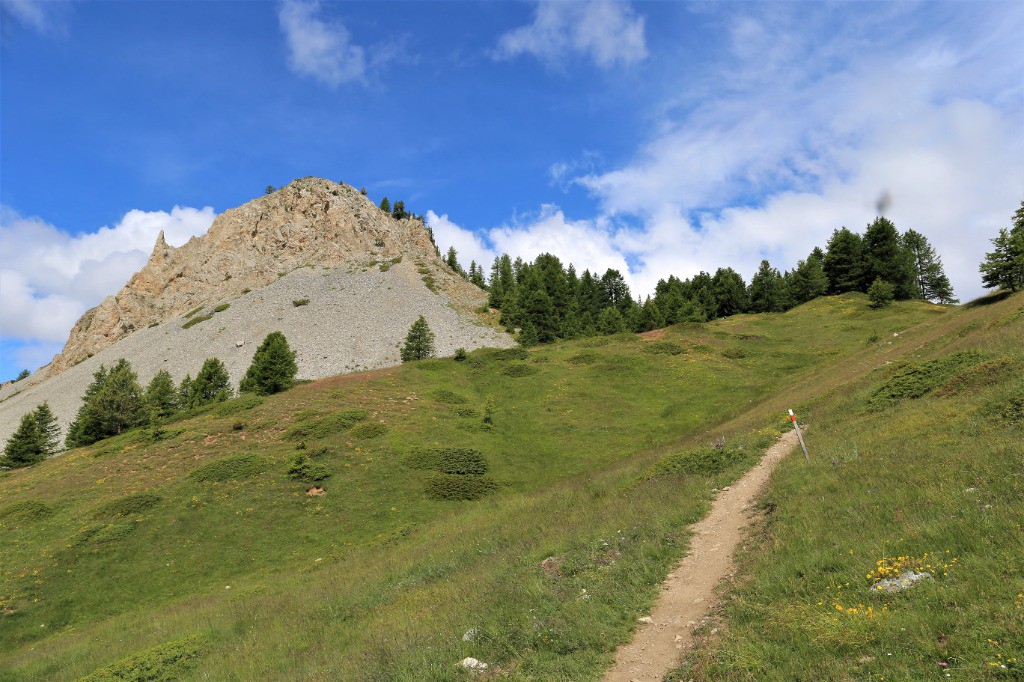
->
1, 402, 58, 468
401, 316, 435, 362
240, 332, 298, 395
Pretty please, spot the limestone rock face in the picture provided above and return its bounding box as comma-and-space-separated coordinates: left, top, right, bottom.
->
49, 178, 470, 375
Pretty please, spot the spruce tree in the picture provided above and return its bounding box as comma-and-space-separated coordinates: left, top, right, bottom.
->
379, 197, 391, 213
240, 332, 298, 395
638, 297, 665, 332
789, 252, 829, 304
862, 217, 917, 299
712, 267, 747, 317
824, 227, 865, 294
66, 364, 109, 448
66, 360, 146, 447
33, 401, 60, 457
401, 316, 436, 361
748, 260, 787, 313
597, 306, 626, 335
2, 412, 44, 468
980, 201, 1024, 292
868, 277, 895, 308
144, 370, 179, 421
187, 358, 233, 408
391, 200, 407, 220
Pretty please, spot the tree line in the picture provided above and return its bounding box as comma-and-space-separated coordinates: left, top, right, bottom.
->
443, 216, 958, 345
1, 332, 298, 469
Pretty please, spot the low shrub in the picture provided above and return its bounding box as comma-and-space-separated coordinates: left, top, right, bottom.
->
213, 303, 230, 313
182, 314, 213, 330
935, 357, 1018, 397
868, 350, 987, 408
432, 389, 468, 404
287, 453, 331, 482
91, 492, 162, 519
502, 363, 538, 377
189, 454, 270, 482
567, 351, 600, 365
454, 407, 477, 417
292, 298, 310, 307
424, 473, 498, 501
400, 447, 488, 474
454, 348, 468, 361
647, 446, 748, 478
989, 383, 1024, 427
212, 393, 263, 417
642, 341, 685, 355
79, 634, 209, 682
351, 421, 387, 439
722, 347, 747, 359
286, 408, 369, 440
71, 521, 137, 546
0, 499, 54, 524
183, 306, 204, 319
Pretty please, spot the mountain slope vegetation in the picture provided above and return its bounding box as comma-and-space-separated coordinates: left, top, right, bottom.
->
1, 292, 1020, 681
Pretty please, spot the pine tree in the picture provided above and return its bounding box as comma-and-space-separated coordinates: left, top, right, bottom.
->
240, 332, 299, 395
862, 217, 918, 299
868, 277, 895, 308
638, 297, 665, 332
33, 401, 60, 457
379, 197, 391, 213
144, 370, 179, 421
980, 201, 1024, 292
712, 268, 747, 317
15, 369, 30, 381
789, 251, 829, 304
186, 358, 233, 408
66, 364, 109, 448
597, 306, 626, 335
444, 246, 465, 276
401, 316, 436, 361
392, 200, 407, 220
902, 229, 957, 303
824, 227, 865, 294
177, 375, 193, 407
2, 412, 44, 468
748, 260, 787, 313
66, 360, 146, 447
599, 269, 632, 314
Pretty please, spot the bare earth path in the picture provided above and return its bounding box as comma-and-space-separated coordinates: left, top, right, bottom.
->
603, 429, 802, 682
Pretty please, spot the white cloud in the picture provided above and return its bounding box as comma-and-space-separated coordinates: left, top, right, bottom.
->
426, 210, 495, 271
0, 205, 216, 348
495, 1, 647, 69
278, 0, 366, 87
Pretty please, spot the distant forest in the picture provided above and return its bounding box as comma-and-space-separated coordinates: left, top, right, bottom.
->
442, 216, 956, 345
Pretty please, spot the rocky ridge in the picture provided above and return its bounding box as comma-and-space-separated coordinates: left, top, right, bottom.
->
49, 177, 474, 376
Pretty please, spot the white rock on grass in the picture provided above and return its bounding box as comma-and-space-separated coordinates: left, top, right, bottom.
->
459, 657, 487, 671
875, 570, 932, 592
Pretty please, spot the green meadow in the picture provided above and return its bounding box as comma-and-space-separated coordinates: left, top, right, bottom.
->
1, 292, 1020, 681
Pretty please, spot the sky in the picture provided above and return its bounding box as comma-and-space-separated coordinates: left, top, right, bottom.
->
1, 0, 1022, 381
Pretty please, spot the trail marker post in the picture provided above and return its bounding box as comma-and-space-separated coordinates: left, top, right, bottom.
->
789, 409, 810, 461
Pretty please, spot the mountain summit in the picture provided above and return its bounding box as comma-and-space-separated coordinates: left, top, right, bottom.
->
0, 178, 512, 443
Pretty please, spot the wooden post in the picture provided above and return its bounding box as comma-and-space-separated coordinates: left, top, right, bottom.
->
789, 409, 809, 461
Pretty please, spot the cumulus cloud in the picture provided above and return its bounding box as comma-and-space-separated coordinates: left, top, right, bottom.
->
495, 1, 647, 69
572, 5, 1024, 302
0, 205, 216, 368
278, 0, 366, 87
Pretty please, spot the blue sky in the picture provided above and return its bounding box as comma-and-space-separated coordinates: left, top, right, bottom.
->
2, 0, 1022, 381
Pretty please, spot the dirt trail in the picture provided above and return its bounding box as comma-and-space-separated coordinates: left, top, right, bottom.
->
602, 429, 802, 682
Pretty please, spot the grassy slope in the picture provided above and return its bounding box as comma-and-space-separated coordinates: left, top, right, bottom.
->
0, 292, 1016, 681
675, 291, 1024, 681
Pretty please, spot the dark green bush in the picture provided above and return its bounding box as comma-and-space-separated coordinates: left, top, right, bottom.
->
647, 446, 748, 478
868, 350, 987, 408
286, 408, 369, 440
935, 357, 1018, 397
454, 407, 477, 417
351, 421, 387, 439
79, 634, 209, 682
212, 393, 263, 417
189, 454, 270, 482
292, 298, 310, 307
183, 306, 204, 319
502, 363, 538, 377
424, 474, 498, 501
287, 453, 331, 482
0, 499, 53, 524
454, 348, 468, 361
91, 492, 162, 519
432, 389, 468, 404
213, 303, 230, 313
182, 314, 212, 330
642, 341, 685, 355
722, 347, 747, 359
567, 351, 600, 365
400, 447, 488, 474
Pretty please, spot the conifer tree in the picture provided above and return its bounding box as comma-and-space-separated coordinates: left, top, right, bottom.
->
2, 412, 43, 468
789, 251, 829, 304
902, 229, 957, 303
144, 370, 179, 421
862, 217, 918, 299
401, 316, 435, 361
33, 401, 60, 457
240, 332, 298, 395
712, 267, 747, 317
391, 200, 407, 220
824, 227, 865, 294
638, 297, 665, 332
980, 201, 1024, 293
379, 197, 391, 213
186, 358, 232, 408
868, 277, 895, 308
597, 306, 626, 335
177, 375, 193, 407
66, 360, 146, 447
748, 260, 787, 313
444, 246, 465, 276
